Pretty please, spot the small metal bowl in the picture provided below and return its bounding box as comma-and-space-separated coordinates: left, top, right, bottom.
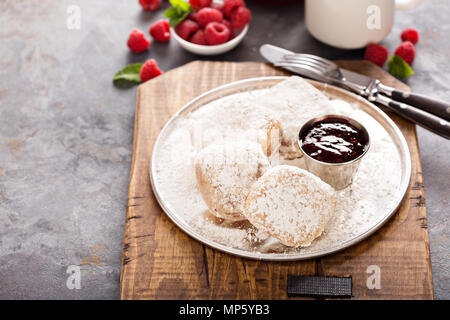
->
297, 115, 370, 190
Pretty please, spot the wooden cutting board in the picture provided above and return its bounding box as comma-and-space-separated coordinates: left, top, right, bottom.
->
119, 61, 433, 300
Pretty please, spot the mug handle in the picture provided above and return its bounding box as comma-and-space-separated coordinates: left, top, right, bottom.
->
396, 0, 422, 10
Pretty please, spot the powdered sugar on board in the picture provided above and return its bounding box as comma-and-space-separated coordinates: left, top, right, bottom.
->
152, 77, 402, 256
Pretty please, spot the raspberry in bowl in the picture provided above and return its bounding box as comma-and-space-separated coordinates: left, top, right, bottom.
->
169, 0, 250, 56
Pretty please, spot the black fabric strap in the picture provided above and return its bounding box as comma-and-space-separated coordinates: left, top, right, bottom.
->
287, 275, 352, 298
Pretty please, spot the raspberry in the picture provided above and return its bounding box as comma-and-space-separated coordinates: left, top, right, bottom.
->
222, 19, 234, 39
197, 8, 224, 28
222, 19, 232, 31
189, 0, 212, 11
127, 28, 151, 53
175, 19, 199, 40
190, 30, 207, 45
230, 6, 251, 29
394, 41, 416, 65
204, 22, 231, 45
222, 19, 232, 30
401, 28, 419, 45
211, 3, 224, 12
138, 0, 160, 11
187, 12, 198, 22
223, 0, 245, 17
140, 59, 163, 82
364, 43, 389, 67
149, 20, 171, 42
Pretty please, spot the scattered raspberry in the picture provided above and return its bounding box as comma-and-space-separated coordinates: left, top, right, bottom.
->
127, 28, 151, 53
197, 8, 224, 28
190, 30, 207, 45
149, 20, 171, 42
401, 28, 419, 45
394, 41, 416, 65
189, 0, 212, 11
175, 19, 200, 40
364, 43, 389, 67
138, 0, 161, 11
140, 59, 163, 82
223, 0, 245, 17
230, 6, 251, 29
204, 22, 231, 45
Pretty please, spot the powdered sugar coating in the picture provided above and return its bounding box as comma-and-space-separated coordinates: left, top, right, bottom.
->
244, 165, 336, 247
153, 76, 402, 255
195, 141, 270, 221
260, 76, 338, 158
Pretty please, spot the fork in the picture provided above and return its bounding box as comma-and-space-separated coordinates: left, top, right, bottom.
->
274, 54, 450, 139
276, 54, 345, 81
276, 54, 395, 97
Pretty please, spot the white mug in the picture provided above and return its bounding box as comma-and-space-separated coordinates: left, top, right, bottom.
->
305, 0, 423, 49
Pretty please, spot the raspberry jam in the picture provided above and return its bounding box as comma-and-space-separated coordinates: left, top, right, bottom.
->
300, 117, 368, 164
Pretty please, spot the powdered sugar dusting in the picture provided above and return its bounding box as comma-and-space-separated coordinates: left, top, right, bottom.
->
153, 77, 402, 255
244, 165, 336, 248
195, 141, 270, 221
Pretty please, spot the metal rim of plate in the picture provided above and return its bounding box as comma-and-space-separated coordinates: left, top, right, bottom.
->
149, 76, 412, 261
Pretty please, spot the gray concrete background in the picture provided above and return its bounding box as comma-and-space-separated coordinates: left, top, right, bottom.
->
0, 0, 448, 299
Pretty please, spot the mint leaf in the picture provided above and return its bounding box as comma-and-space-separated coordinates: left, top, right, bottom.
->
164, 0, 192, 27
388, 55, 414, 78
169, 0, 191, 11
113, 63, 143, 88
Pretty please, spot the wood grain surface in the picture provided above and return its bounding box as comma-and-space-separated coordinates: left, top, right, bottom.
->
119, 61, 433, 300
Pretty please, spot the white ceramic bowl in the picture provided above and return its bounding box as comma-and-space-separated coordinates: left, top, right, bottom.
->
171, 24, 249, 56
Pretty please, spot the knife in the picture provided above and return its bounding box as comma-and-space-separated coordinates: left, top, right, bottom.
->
342, 67, 450, 123
260, 44, 450, 139
261, 44, 450, 122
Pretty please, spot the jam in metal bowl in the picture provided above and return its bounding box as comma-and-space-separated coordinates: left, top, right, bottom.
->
297, 115, 370, 190
299, 116, 369, 164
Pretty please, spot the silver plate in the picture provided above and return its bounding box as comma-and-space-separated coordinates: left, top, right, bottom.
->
150, 77, 411, 261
